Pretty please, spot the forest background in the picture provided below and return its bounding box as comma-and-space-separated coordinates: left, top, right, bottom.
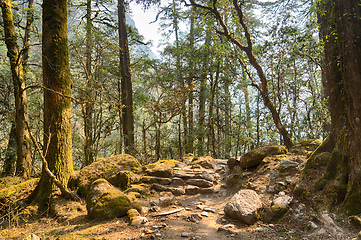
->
0, 0, 327, 175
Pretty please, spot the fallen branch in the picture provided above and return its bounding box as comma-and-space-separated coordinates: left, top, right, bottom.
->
151, 208, 184, 217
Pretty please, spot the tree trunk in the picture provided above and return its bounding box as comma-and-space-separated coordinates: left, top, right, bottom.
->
191, 0, 293, 149
31, 0, 74, 205
84, 0, 95, 165
1, 0, 32, 178
185, 6, 196, 155
2, 122, 17, 176
197, 28, 211, 156
208, 61, 220, 158
22, 0, 35, 68
118, 0, 135, 155
319, 0, 361, 214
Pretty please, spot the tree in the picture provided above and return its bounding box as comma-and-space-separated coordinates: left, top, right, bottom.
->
118, 0, 135, 155
317, 0, 361, 214
30, 0, 74, 205
191, 0, 294, 149
83, 0, 95, 165
1, 0, 32, 178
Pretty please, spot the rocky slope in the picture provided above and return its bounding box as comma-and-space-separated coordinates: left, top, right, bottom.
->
0, 141, 360, 239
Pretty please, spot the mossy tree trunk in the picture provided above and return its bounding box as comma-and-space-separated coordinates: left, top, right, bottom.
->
320, 0, 361, 214
32, 0, 74, 205
84, 0, 95, 166
1, 0, 32, 178
118, 0, 135, 156
2, 122, 17, 176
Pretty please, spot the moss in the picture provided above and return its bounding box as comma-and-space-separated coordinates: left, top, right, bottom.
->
0, 178, 39, 200
344, 188, 361, 215
127, 208, 140, 223
145, 160, 179, 178
131, 202, 142, 213
86, 178, 132, 220
125, 184, 150, 196
76, 154, 142, 196
108, 170, 132, 190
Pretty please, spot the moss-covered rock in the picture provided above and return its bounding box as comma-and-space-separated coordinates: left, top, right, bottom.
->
239, 146, 287, 169
0, 178, 39, 201
290, 139, 322, 155
145, 160, 179, 178
108, 170, 133, 190
86, 178, 132, 220
125, 184, 151, 196
75, 154, 142, 196
138, 176, 172, 185
190, 156, 216, 169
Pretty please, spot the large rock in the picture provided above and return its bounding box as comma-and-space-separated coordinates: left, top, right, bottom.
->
238, 146, 287, 169
86, 179, 132, 220
145, 160, 179, 178
190, 156, 216, 169
290, 139, 322, 155
224, 189, 262, 224
74, 154, 142, 196
186, 179, 213, 188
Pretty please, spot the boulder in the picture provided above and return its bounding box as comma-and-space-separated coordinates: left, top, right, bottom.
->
75, 154, 142, 196
191, 156, 216, 169
271, 195, 292, 219
145, 160, 179, 178
139, 176, 172, 185
185, 186, 200, 195
86, 179, 132, 220
239, 146, 288, 169
290, 139, 322, 155
278, 159, 299, 171
224, 189, 262, 225
186, 179, 213, 188
128, 208, 148, 226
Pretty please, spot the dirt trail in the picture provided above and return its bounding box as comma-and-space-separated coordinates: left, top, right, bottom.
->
1, 153, 359, 240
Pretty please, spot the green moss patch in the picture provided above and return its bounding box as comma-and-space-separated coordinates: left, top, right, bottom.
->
145, 160, 179, 178
75, 154, 142, 196
86, 178, 132, 220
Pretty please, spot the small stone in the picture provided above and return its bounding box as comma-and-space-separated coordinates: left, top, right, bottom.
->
203, 207, 216, 213
305, 221, 318, 232
155, 233, 162, 237
149, 206, 161, 212
181, 232, 189, 237
227, 229, 235, 234
151, 200, 160, 206
201, 212, 209, 217
160, 217, 166, 221
223, 224, 235, 229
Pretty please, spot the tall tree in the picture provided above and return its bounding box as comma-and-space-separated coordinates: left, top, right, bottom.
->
191, 0, 294, 149
1, 0, 32, 178
118, 0, 135, 155
84, 0, 95, 165
31, 0, 74, 205
317, 0, 361, 214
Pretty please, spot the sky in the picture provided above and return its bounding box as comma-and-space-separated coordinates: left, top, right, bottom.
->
129, 2, 162, 55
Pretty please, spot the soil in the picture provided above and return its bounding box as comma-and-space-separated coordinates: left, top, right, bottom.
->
0, 152, 360, 240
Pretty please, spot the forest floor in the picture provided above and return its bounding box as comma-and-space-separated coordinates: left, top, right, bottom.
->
0, 150, 360, 240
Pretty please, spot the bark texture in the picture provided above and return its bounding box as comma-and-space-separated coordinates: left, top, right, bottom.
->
320, 0, 361, 214
1, 0, 32, 178
32, 0, 74, 205
118, 0, 135, 155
